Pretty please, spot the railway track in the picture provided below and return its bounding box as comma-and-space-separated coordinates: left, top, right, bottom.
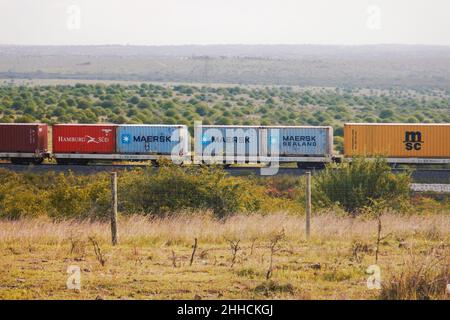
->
0, 163, 449, 183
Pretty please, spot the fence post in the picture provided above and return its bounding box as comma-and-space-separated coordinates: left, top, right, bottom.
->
111, 172, 118, 246
305, 171, 311, 240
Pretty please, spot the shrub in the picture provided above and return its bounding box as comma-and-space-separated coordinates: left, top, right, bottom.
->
253, 280, 295, 295
47, 173, 110, 219
314, 157, 411, 214
380, 255, 449, 300
119, 165, 265, 218
0, 170, 49, 219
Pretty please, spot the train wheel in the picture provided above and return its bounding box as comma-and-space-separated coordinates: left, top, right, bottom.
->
297, 162, 325, 170
56, 159, 70, 165
151, 160, 159, 167
32, 158, 44, 165
77, 159, 90, 165
11, 158, 30, 165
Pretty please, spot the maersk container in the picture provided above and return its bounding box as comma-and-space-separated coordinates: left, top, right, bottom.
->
52, 124, 117, 154
0, 123, 48, 154
344, 123, 450, 158
265, 126, 333, 156
197, 125, 261, 157
116, 124, 189, 156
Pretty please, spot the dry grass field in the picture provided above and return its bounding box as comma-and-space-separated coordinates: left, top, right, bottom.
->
0, 213, 448, 300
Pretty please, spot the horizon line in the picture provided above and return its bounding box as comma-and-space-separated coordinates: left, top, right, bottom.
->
1, 43, 450, 47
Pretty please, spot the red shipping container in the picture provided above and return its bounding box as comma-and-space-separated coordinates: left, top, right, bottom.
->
0, 123, 48, 153
52, 124, 117, 154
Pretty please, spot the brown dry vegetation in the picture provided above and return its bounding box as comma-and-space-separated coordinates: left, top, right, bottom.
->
0, 213, 448, 300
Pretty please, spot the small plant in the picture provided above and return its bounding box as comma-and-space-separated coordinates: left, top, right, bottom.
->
350, 239, 371, 263
189, 238, 198, 266
226, 239, 241, 268
236, 268, 259, 279
363, 200, 393, 264
88, 237, 107, 266
171, 250, 177, 268
266, 229, 285, 280
68, 236, 86, 260
249, 236, 258, 256
254, 280, 294, 296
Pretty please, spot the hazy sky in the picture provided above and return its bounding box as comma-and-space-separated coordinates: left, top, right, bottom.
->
0, 0, 449, 45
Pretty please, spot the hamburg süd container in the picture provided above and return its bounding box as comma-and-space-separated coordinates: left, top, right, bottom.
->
344, 123, 450, 158
265, 126, 333, 156
52, 124, 117, 154
116, 125, 189, 156
197, 125, 261, 157
0, 123, 48, 154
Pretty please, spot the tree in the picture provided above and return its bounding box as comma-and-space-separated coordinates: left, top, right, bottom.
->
129, 96, 140, 104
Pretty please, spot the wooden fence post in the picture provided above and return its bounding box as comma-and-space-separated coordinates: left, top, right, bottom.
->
111, 172, 118, 246
305, 171, 311, 240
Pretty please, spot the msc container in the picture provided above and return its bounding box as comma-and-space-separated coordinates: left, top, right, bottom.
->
116, 124, 189, 156
0, 123, 48, 154
264, 126, 333, 156
344, 123, 450, 159
52, 124, 117, 154
196, 125, 261, 158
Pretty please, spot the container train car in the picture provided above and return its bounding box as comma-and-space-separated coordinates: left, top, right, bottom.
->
53, 124, 117, 164
1, 122, 449, 166
195, 125, 334, 167
0, 123, 48, 164
52, 124, 190, 165
344, 123, 450, 164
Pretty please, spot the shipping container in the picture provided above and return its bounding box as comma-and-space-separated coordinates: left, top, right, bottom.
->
52, 124, 117, 154
264, 126, 333, 157
344, 123, 450, 159
116, 124, 189, 156
0, 123, 48, 154
196, 125, 261, 159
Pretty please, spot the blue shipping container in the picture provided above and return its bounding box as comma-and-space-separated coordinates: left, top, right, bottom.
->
116, 125, 189, 155
199, 125, 260, 157
266, 126, 333, 156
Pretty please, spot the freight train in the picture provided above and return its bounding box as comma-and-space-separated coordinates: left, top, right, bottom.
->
0, 123, 449, 167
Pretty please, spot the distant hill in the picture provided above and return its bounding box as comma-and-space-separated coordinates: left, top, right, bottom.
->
0, 44, 449, 89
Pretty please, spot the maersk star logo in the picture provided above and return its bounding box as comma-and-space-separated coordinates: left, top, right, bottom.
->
202, 135, 209, 144
121, 134, 131, 144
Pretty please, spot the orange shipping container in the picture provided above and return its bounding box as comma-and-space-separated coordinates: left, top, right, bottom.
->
344, 123, 450, 159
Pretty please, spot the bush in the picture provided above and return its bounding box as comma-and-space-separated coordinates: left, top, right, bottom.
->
0, 166, 303, 220
119, 164, 265, 218
314, 157, 411, 214
48, 173, 110, 219
0, 170, 48, 219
